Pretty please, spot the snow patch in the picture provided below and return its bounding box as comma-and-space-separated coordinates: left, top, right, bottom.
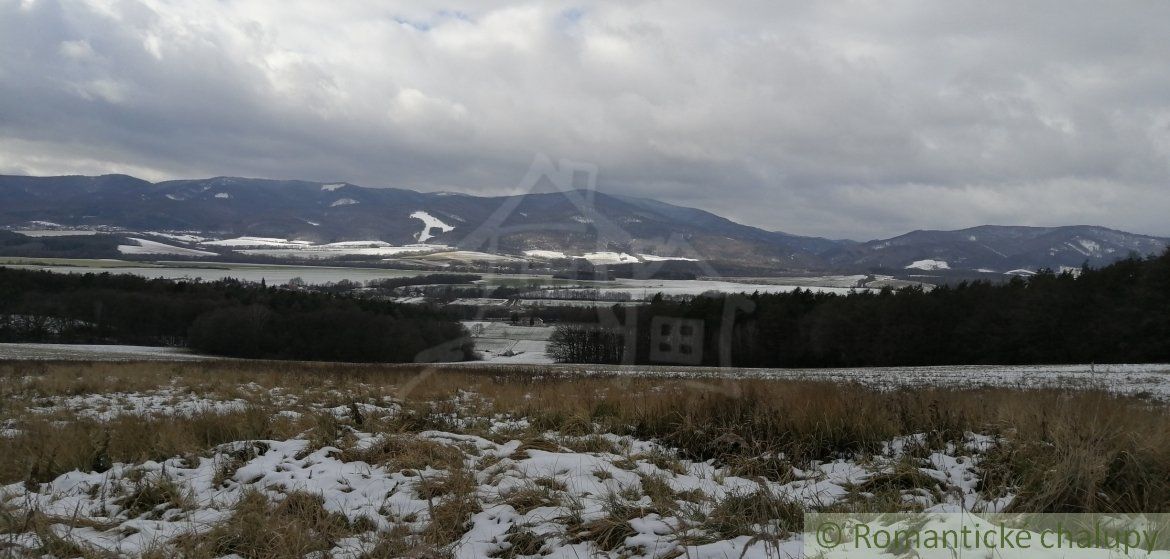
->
578, 252, 639, 265
202, 237, 314, 248
214, 192, 230, 199
410, 210, 455, 243
637, 253, 698, 262
147, 232, 208, 243
117, 238, 216, 257
421, 250, 523, 263
523, 249, 567, 259
905, 259, 950, 271
321, 183, 347, 191
330, 198, 358, 207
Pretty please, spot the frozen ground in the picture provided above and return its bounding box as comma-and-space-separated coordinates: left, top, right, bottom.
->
0, 343, 216, 361
117, 238, 218, 257
0, 379, 1008, 558
2, 341, 1168, 402
463, 321, 555, 364
449, 362, 1170, 400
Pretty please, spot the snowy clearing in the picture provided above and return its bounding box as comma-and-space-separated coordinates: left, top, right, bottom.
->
464, 321, 555, 364
201, 237, 315, 248
0, 343, 217, 361
905, 259, 950, 270
117, 238, 217, 257
578, 252, 640, 265
522, 250, 567, 259
636, 253, 698, 262
11, 229, 100, 237
410, 210, 456, 243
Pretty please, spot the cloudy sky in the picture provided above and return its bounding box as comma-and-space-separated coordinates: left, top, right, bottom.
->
2, 0, 1169, 240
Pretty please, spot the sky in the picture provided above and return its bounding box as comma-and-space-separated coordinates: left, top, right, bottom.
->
2, 0, 1170, 241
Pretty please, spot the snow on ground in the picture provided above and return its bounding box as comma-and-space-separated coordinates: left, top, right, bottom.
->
596, 278, 861, 298
214, 192, 230, 199
321, 183, 347, 191
636, 253, 698, 262
523, 249, 568, 259
0, 383, 1008, 558
32, 390, 248, 421
197, 237, 447, 260
321, 240, 393, 248
905, 259, 950, 270
451, 362, 1170, 401
0, 343, 217, 361
419, 250, 525, 263
579, 252, 640, 265
201, 236, 315, 248
117, 238, 217, 257
411, 210, 456, 243
464, 321, 555, 364
330, 197, 359, 207
12, 229, 100, 237
240, 244, 440, 259
145, 232, 209, 243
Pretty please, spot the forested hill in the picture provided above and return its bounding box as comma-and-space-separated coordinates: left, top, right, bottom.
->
0, 268, 473, 362
551, 250, 1170, 367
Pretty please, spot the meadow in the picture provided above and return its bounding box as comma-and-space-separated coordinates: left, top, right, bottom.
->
2, 360, 1168, 558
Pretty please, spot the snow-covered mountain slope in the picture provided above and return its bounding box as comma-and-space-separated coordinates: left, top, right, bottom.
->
829, 225, 1169, 273
0, 174, 1165, 273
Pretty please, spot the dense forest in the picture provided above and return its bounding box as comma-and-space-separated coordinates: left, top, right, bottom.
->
0, 268, 473, 362
550, 251, 1170, 367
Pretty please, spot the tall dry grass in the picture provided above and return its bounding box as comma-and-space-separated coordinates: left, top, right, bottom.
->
2, 360, 1168, 513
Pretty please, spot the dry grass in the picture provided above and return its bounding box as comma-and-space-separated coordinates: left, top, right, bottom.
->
420, 469, 482, 547
342, 434, 466, 473
171, 490, 355, 558
502, 483, 561, 514
3, 358, 1170, 558
568, 493, 654, 551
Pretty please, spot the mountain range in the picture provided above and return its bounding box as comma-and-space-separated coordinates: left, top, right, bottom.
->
1, 174, 1166, 276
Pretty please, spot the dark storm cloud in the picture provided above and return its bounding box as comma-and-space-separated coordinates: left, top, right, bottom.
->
2, 0, 1169, 239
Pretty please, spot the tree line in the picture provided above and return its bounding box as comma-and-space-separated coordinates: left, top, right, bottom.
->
549, 251, 1170, 367
0, 267, 473, 362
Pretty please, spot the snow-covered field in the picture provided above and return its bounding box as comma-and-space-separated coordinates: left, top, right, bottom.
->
0, 343, 216, 361
453, 361, 1170, 401
117, 238, 218, 257
0, 362, 1041, 558
463, 321, 555, 364
593, 278, 862, 298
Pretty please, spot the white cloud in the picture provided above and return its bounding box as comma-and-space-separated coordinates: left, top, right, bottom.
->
1, 0, 1169, 239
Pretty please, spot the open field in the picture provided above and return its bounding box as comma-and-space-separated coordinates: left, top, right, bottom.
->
4, 342, 1169, 399
463, 323, 555, 364
2, 360, 1169, 558
0, 257, 159, 269
1, 258, 903, 297
0, 344, 216, 362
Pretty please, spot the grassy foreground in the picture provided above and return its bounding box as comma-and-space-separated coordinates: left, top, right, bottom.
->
1, 360, 1168, 558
